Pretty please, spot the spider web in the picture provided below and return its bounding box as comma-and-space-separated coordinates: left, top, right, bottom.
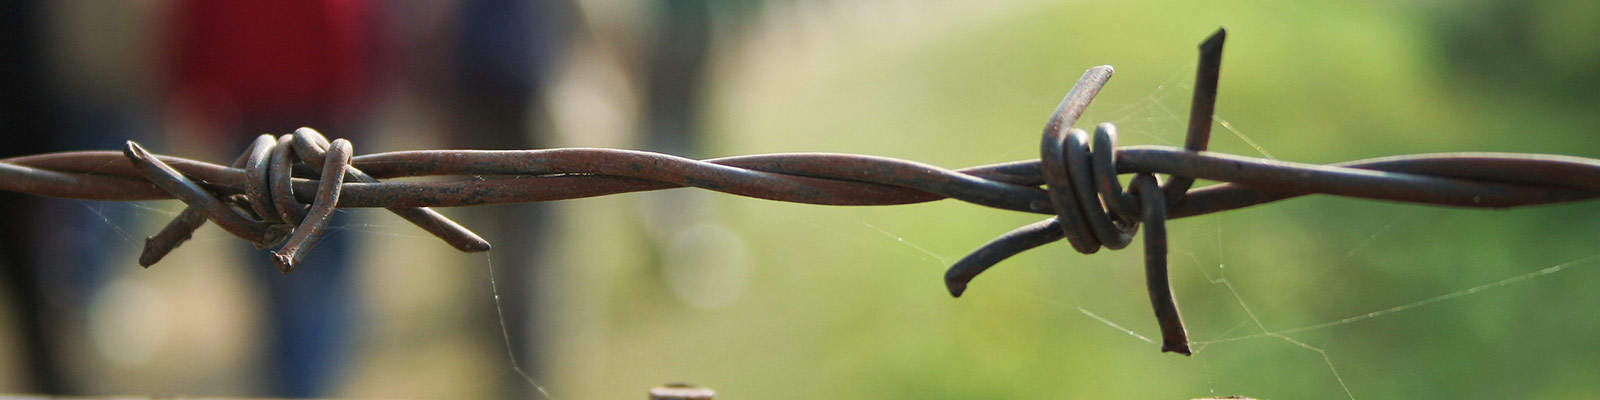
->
852, 205, 1597, 400
483, 252, 556, 399
839, 62, 1600, 399
47, 201, 555, 396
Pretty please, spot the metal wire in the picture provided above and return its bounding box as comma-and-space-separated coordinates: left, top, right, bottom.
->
1, 29, 1596, 355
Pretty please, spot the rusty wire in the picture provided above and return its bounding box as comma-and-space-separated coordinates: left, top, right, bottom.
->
1, 29, 1597, 355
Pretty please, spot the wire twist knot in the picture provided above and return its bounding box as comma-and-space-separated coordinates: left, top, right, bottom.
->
125, 128, 489, 273
946, 29, 1230, 354
939, 64, 1199, 354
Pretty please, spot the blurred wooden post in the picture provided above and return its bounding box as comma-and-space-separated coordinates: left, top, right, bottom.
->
650, 383, 714, 400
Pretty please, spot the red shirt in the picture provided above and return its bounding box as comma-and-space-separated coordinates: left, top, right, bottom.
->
166, 0, 375, 131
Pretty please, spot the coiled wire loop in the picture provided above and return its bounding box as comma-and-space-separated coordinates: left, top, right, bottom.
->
124, 128, 489, 273
946, 29, 1228, 355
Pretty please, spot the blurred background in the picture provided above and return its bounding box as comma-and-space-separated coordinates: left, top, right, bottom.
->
1, 0, 1598, 398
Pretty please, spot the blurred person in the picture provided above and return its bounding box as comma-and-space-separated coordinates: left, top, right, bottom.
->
0, 0, 71, 392
643, 0, 715, 157
436, 1, 569, 397
163, 0, 380, 396
634, 0, 763, 309
1, 0, 161, 393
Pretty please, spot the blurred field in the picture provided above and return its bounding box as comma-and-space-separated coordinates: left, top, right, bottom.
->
547, 1, 1600, 399
2, 0, 1597, 399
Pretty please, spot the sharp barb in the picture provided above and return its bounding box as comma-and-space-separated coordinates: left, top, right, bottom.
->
273, 139, 353, 273
292, 127, 491, 252
1134, 174, 1191, 355
139, 208, 207, 267
945, 218, 1066, 297
123, 141, 269, 245
139, 139, 264, 267
1164, 27, 1227, 207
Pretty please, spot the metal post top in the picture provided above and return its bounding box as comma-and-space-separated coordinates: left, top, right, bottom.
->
650, 383, 715, 400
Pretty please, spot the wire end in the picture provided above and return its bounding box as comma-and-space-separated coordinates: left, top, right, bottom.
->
944, 276, 968, 298
122, 140, 151, 161
272, 251, 297, 274
1201, 28, 1226, 52
1162, 342, 1193, 356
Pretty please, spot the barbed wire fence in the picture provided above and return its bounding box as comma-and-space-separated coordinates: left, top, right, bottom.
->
0, 29, 1596, 357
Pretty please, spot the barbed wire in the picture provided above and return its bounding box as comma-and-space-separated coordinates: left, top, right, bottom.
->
2, 29, 1596, 355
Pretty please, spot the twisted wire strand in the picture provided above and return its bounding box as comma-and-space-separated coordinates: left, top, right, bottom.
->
11, 146, 1593, 208
0, 29, 1596, 355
